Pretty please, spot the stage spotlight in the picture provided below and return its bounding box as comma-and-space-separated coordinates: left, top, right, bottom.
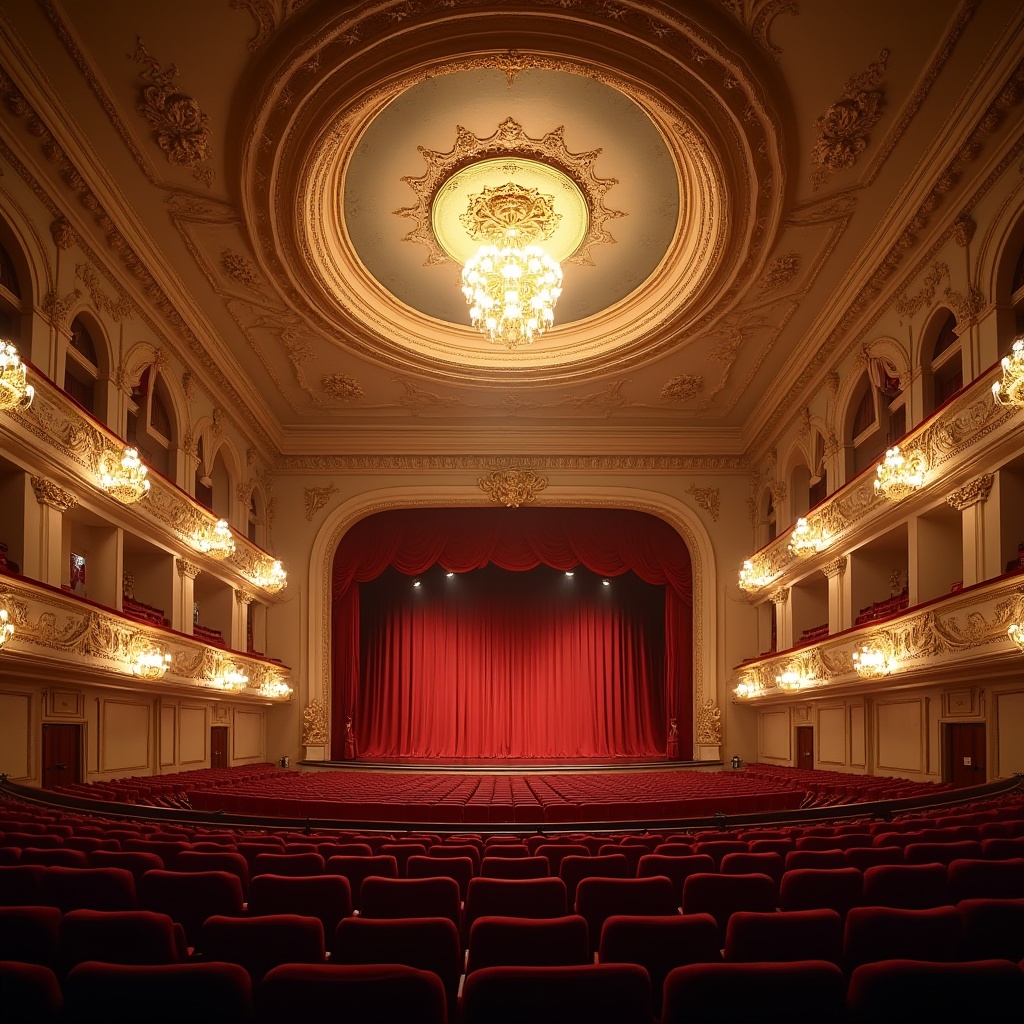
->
446, 571, 454, 578
602, 579, 610, 586
413, 579, 421, 588
565, 571, 574, 578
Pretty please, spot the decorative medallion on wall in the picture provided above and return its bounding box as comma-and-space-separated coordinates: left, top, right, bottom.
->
478, 468, 548, 507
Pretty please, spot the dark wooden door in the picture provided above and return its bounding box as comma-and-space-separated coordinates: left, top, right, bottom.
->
946, 723, 986, 787
795, 726, 814, 770
41, 723, 82, 789
210, 726, 229, 769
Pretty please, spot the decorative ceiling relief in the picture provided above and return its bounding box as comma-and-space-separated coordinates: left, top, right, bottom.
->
220, 249, 261, 288
759, 252, 801, 293
660, 374, 704, 403
321, 373, 365, 402
717, 0, 799, 58
231, 0, 304, 52
127, 39, 213, 186
478, 468, 548, 508
810, 50, 889, 190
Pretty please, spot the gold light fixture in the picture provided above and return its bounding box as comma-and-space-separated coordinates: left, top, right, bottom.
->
131, 647, 171, 680
259, 679, 293, 699
1009, 623, 1024, 654
0, 607, 14, 649
874, 445, 928, 500
98, 446, 151, 504
733, 677, 763, 699
776, 667, 816, 692
193, 518, 235, 559
212, 664, 248, 692
459, 181, 563, 348
255, 559, 287, 594
992, 336, 1024, 408
0, 340, 34, 411
852, 644, 898, 679
739, 558, 772, 593
788, 517, 831, 557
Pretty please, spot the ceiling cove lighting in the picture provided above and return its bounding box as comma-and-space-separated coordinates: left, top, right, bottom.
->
992, 336, 1024, 407
97, 446, 150, 505
0, 340, 33, 411
873, 445, 928, 500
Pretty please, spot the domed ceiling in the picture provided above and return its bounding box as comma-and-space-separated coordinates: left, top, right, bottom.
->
1, 0, 1015, 456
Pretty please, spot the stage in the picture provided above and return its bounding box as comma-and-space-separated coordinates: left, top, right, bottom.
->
301, 757, 717, 775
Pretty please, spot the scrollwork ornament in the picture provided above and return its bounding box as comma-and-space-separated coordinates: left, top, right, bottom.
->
947, 474, 994, 511
478, 468, 548, 508
696, 700, 722, 745
302, 698, 330, 745
685, 485, 721, 522
304, 484, 338, 522
30, 477, 78, 512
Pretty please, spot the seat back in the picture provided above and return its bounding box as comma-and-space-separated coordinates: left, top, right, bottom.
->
406, 855, 474, 901
87, 850, 164, 883
325, 855, 398, 908
534, 843, 589, 874
635, 854, 714, 903
201, 913, 325, 981
681, 872, 777, 942
480, 855, 549, 879
0, 905, 61, 967
724, 909, 843, 966
247, 873, 352, 937
843, 905, 961, 969
45, 866, 137, 913
957, 897, 1024, 961
138, 869, 244, 946
252, 852, 324, 877
379, 843, 429, 877
559, 854, 628, 904
575, 875, 677, 954
694, 841, 747, 868
359, 875, 461, 929
0, 961, 63, 1023
60, 909, 183, 967
844, 846, 904, 870
463, 876, 568, 936
785, 850, 847, 871
467, 915, 589, 973
904, 841, 984, 866
779, 867, 863, 916
861, 863, 948, 909
175, 851, 249, 894
946, 857, 1024, 902
427, 844, 481, 873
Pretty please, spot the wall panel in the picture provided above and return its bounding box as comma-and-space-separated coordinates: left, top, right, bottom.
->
100, 700, 151, 773
0, 690, 32, 780
995, 689, 1024, 778
817, 705, 847, 766
180, 705, 208, 765
758, 708, 792, 761
876, 698, 925, 774
232, 709, 264, 763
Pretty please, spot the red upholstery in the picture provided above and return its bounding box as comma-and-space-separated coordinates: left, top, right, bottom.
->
316, 842, 372, 858
0, 905, 61, 967
427, 843, 481, 874
747, 838, 794, 857
559, 854, 629, 903
87, 850, 164, 883
406, 854, 474, 900
123, 839, 190, 866
575, 875, 678, 954
359, 875, 461, 930
720, 851, 784, 893
175, 851, 249, 894
63, 960, 253, 1023
844, 846, 904, 870
380, 843, 428, 877
138, 869, 244, 946
20, 847, 89, 868
256, 963, 445, 1024
334, 915, 461, 1018
0, 866, 52, 907
463, 877, 568, 937
779, 867, 863, 916
460, 963, 652, 1024
724, 908, 843, 966
483, 844, 531, 858
904, 841, 984, 865
694, 840, 748, 868
201, 913, 325, 981
946, 857, 1024, 901
247, 873, 352, 937
598, 913, 721, 1016
251, 852, 324, 877
325, 855, 398, 907
480, 855, 549, 878
843, 906, 962, 969
861, 863, 948, 909
957, 897, 1024, 961
467, 915, 589, 973
45, 866, 137, 912
635, 853, 712, 903
981, 837, 1024, 859
597, 844, 645, 875
0, 961, 63, 1023
662, 960, 847, 1024
846, 958, 1024, 1024
60, 909, 184, 966
785, 849, 847, 871
681, 872, 777, 942
534, 843, 589, 874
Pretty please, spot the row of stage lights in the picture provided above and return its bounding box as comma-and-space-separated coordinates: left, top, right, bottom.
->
411, 570, 613, 588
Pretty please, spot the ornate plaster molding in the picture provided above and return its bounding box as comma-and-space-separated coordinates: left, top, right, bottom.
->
304, 484, 338, 522
661, 374, 704, 403
686, 485, 721, 522
176, 558, 202, 580
302, 697, 330, 745
695, 699, 723, 745
946, 474, 994, 511
821, 556, 848, 579
478, 468, 548, 508
31, 477, 78, 512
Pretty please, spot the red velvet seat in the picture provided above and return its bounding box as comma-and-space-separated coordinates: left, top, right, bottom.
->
175, 850, 249, 895
720, 851, 784, 893
460, 963, 652, 1024
60, 909, 185, 967
661, 960, 846, 1024
694, 840, 747, 868
138, 869, 244, 947
247, 873, 352, 937
45, 865, 137, 912
981, 836, 1024, 859
748, 838, 794, 857
20, 847, 89, 868
946, 857, 1024, 901
201, 913, 325, 981
559, 853, 628, 904
534, 843, 589, 875
0, 960, 63, 1023
480, 855, 549, 878
0, 865, 46, 906
844, 846, 904, 870
463, 877, 568, 937
0, 905, 61, 967
681, 872, 777, 943
63, 960, 253, 1023
904, 840, 984, 865
785, 849, 847, 871
317, 842, 372, 858
359, 875, 461, 930
0, 847, 21, 865
87, 849, 164, 883
861, 863, 948, 909
325, 855, 398, 908
467, 914, 589, 973
252, 852, 324, 877
406, 854, 474, 900
123, 839, 190, 867
846, 958, 1024, 1024
483, 843, 530, 858
598, 913, 721, 1017
235, 842, 287, 875
257, 963, 445, 1024
957, 897, 1024, 961
427, 843, 481, 874
597, 844, 644, 876
380, 843, 429, 877
653, 842, 697, 856
334, 915, 461, 1020
575, 875, 678, 955
779, 867, 863, 917
724, 908, 843, 966
843, 905, 962, 969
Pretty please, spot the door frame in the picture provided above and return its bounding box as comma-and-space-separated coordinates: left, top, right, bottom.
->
942, 721, 987, 787
210, 725, 230, 769
794, 725, 814, 770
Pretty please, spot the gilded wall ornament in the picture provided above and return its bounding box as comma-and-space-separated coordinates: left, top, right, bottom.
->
944, 284, 985, 327
811, 50, 888, 189
660, 374, 704, 402
946, 474, 994, 511
49, 216, 75, 250
478, 468, 548, 508
128, 38, 213, 185
695, 699, 722, 745
304, 484, 338, 522
686, 485, 721, 522
718, 0, 799, 58
220, 249, 260, 287
951, 215, 977, 248
302, 698, 330, 745
321, 373, 365, 402
175, 558, 202, 580
821, 556, 848, 579
30, 477, 78, 512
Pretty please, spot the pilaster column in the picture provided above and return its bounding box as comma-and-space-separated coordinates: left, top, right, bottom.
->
30, 477, 77, 588
233, 589, 254, 652
947, 474, 994, 588
770, 586, 792, 651
175, 558, 201, 635
821, 555, 850, 634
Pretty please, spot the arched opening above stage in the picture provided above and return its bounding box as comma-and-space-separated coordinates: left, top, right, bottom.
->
330, 506, 693, 763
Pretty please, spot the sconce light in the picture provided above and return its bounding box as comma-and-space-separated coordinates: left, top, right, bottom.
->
874, 445, 928, 500
739, 558, 772, 593
259, 679, 293, 699
131, 647, 171, 680
193, 519, 235, 560
788, 517, 831, 557
98, 446, 151, 504
733, 677, 762, 699
852, 643, 898, 679
0, 607, 14, 650
255, 559, 287, 594
0, 341, 33, 411
992, 337, 1024, 408
775, 667, 816, 692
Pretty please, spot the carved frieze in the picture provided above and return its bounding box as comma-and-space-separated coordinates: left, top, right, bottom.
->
30, 476, 78, 512
478, 468, 548, 508
303, 698, 330, 745
947, 474, 994, 511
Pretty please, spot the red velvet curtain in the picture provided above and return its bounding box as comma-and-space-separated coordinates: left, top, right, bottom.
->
331, 507, 693, 760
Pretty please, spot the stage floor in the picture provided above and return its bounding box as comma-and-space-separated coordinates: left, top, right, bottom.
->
303, 757, 719, 775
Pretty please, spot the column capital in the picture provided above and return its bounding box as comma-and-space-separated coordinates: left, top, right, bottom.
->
235, 588, 255, 605
175, 557, 202, 580
769, 586, 790, 606
31, 476, 78, 512
821, 555, 848, 579
946, 473, 994, 511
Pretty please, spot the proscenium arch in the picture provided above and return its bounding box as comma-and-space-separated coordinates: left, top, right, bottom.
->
304, 486, 718, 757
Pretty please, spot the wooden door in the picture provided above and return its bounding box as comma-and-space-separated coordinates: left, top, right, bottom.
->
210, 726, 229, 769
945, 723, 986, 787
795, 726, 814, 770
41, 723, 82, 789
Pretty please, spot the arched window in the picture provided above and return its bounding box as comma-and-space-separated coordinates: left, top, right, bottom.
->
0, 240, 23, 343
195, 436, 213, 510
848, 373, 887, 476
1012, 243, 1024, 337
929, 311, 962, 411
127, 368, 175, 479
851, 387, 875, 438
63, 316, 100, 415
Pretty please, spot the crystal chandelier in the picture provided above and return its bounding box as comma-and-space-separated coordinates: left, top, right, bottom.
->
259, 679, 293, 699
874, 445, 928, 500
776, 667, 816, 692
739, 558, 772, 593
788, 517, 831, 557
733, 677, 763, 699
255, 559, 287, 594
0, 607, 14, 649
131, 648, 171, 680
194, 518, 235, 559
1009, 623, 1024, 654
852, 644, 898, 678
992, 336, 1024, 407
460, 183, 563, 348
0, 340, 34, 411
213, 664, 248, 692
98, 447, 150, 504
